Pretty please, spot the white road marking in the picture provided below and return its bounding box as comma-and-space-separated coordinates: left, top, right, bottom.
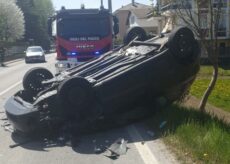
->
0, 81, 22, 96
127, 125, 159, 164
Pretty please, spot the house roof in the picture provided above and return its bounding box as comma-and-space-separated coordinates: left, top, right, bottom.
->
115, 2, 153, 19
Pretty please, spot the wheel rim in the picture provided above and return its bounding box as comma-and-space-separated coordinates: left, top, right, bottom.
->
27, 72, 47, 92
23, 68, 53, 93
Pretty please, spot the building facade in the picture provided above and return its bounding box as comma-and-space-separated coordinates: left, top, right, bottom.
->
114, 2, 163, 41
160, 0, 230, 62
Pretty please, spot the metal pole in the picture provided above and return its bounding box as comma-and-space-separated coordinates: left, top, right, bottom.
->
101, 0, 104, 8
108, 0, 112, 13
132, 0, 135, 6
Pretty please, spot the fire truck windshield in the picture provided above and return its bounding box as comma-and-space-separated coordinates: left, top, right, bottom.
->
57, 17, 110, 39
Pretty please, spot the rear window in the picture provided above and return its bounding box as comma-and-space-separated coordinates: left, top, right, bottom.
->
27, 47, 43, 52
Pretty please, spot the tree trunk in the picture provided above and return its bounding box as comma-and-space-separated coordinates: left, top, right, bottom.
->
199, 64, 218, 112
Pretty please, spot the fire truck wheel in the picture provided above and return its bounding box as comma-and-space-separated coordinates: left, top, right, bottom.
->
23, 67, 54, 93
123, 26, 147, 45
168, 26, 200, 64
57, 77, 94, 118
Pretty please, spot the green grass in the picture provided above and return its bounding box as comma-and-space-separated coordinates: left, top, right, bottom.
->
198, 66, 230, 77
190, 78, 230, 112
147, 105, 230, 164
190, 66, 230, 112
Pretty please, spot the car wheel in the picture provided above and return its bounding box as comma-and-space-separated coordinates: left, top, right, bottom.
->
57, 76, 94, 119
23, 67, 54, 93
168, 26, 200, 64
123, 26, 147, 45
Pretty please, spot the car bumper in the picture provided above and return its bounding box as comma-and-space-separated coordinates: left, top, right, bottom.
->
25, 56, 45, 62
55, 60, 85, 73
4, 95, 40, 133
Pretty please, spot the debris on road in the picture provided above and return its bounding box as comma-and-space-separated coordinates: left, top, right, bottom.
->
1, 121, 14, 133
3, 126, 14, 133
94, 146, 103, 154
159, 121, 167, 129
0, 117, 8, 121
1, 121, 10, 127
105, 138, 129, 159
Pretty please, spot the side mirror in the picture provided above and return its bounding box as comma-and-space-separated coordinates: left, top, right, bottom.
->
113, 16, 119, 36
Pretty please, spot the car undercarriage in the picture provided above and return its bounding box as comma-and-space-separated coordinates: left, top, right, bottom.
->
4, 27, 200, 135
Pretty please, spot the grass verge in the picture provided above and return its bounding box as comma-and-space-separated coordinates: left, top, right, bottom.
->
197, 66, 230, 77
147, 104, 230, 164
190, 66, 230, 112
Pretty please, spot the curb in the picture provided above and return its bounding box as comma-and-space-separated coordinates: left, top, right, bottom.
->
5, 58, 24, 65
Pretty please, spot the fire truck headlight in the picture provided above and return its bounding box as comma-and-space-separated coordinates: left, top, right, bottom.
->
95, 51, 100, 55
56, 63, 65, 68
66, 52, 77, 56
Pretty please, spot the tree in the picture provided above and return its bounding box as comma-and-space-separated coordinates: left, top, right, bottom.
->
0, 0, 25, 41
164, 0, 224, 112
17, 0, 54, 50
150, 0, 161, 16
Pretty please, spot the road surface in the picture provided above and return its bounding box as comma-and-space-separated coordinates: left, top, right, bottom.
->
0, 54, 178, 164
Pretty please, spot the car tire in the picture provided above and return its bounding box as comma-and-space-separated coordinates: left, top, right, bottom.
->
57, 76, 94, 119
168, 26, 200, 64
123, 26, 147, 45
23, 67, 54, 93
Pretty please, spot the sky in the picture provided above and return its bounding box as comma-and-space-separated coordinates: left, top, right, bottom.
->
51, 0, 155, 12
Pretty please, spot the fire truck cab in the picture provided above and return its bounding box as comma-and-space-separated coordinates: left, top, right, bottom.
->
48, 6, 119, 72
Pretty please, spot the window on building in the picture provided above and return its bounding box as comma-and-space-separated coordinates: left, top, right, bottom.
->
213, 0, 227, 8
176, 0, 192, 9
219, 42, 226, 56
198, 0, 208, 8
217, 12, 227, 37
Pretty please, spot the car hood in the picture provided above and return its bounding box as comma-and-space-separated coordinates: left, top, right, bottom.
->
26, 52, 43, 57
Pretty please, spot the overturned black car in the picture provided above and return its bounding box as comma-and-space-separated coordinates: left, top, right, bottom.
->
5, 27, 200, 134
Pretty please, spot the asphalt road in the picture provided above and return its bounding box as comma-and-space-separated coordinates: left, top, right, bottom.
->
0, 54, 178, 164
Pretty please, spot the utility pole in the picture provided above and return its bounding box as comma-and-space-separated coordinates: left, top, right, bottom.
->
101, 0, 103, 6
100, 0, 104, 9
108, 0, 112, 13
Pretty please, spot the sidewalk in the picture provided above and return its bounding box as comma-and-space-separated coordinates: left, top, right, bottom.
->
182, 95, 230, 124
0, 59, 23, 67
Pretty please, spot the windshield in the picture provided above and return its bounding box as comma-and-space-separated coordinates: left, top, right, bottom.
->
57, 17, 110, 38
27, 47, 43, 52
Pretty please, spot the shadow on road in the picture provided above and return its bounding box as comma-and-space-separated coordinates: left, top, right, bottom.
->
10, 106, 158, 154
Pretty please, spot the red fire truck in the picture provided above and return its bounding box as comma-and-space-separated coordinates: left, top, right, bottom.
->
48, 6, 119, 72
